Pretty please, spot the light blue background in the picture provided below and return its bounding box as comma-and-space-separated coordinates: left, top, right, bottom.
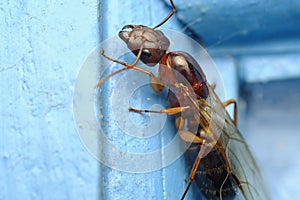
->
1, 0, 100, 199
1, 0, 300, 199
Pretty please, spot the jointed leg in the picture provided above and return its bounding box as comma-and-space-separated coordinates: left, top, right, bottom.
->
129, 106, 189, 116
152, 0, 176, 29
222, 99, 237, 125
130, 108, 205, 144
210, 83, 216, 90
95, 48, 157, 88
181, 143, 207, 200
175, 116, 205, 144
209, 83, 237, 125
130, 104, 207, 199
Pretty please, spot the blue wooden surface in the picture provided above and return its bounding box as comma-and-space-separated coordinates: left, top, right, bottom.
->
0, 0, 100, 199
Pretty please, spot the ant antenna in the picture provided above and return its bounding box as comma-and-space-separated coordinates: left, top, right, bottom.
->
152, 0, 176, 29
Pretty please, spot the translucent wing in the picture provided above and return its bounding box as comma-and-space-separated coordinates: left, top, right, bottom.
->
202, 85, 270, 200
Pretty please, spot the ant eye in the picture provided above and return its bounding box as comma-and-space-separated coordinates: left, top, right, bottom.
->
121, 25, 134, 32
142, 49, 151, 57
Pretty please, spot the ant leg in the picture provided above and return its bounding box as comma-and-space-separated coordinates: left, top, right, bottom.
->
96, 48, 157, 88
132, 105, 205, 143
150, 76, 165, 93
130, 107, 205, 142
209, 83, 237, 125
130, 106, 206, 199
129, 106, 189, 116
181, 142, 209, 200
222, 99, 237, 125
98, 48, 165, 93
179, 130, 204, 144
130, 107, 204, 144
175, 116, 204, 144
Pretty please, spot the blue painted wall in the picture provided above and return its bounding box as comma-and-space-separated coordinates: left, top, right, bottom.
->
1, 0, 100, 199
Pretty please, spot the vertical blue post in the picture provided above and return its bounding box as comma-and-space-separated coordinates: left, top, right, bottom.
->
1, 0, 100, 199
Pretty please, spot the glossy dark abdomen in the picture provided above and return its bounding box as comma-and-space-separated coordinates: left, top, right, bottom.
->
186, 141, 239, 199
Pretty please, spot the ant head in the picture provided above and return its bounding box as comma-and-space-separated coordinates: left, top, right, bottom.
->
119, 25, 170, 66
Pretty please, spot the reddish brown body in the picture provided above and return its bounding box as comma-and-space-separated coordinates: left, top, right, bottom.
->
158, 51, 240, 199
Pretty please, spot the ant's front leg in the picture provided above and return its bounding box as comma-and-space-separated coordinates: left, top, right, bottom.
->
98, 48, 165, 95
96, 49, 156, 87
